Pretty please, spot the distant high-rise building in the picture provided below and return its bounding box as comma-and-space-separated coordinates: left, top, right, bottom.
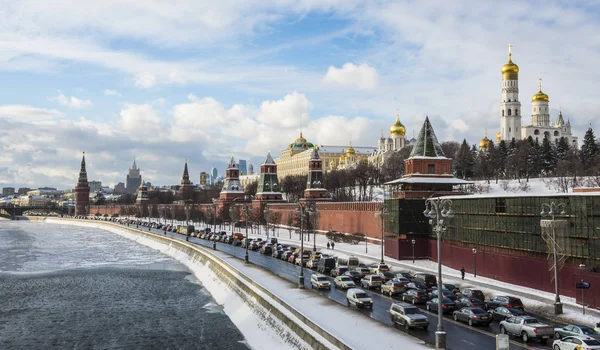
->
2, 187, 15, 197
114, 182, 126, 194
17, 188, 31, 195
89, 181, 103, 193
238, 159, 247, 175
200, 172, 207, 186
210, 167, 218, 182
248, 163, 254, 175
126, 159, 142, 194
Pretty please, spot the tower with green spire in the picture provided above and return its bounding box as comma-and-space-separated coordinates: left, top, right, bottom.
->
256, 152, 282, 201
74, 152, 90, 216
304, 148, 330, 200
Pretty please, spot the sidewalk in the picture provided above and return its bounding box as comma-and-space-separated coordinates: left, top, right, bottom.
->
212, 222, 600, 328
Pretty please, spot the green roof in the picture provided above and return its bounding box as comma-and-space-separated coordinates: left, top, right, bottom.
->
409, 116, 447, 158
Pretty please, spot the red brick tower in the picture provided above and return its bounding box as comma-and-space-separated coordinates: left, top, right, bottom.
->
304, 148, 330, 200
179, 160, 194, 200
220, 155, 245, 201
74, 152, 90, 216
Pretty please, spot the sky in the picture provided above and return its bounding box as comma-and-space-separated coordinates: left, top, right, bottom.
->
1, 0, 599, 190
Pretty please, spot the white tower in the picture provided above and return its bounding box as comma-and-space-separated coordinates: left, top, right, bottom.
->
500, 44, 522, 141
531, 78, 550, 126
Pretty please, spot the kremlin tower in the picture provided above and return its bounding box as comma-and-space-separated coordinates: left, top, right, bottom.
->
303, 148, 330, 200
74, 152, 90, 216
219, 155, 245, 201
179, 160, 194, 200
255, 152, 282, 201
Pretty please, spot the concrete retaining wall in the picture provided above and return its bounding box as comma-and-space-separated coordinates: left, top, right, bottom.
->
47, 219, 350, 350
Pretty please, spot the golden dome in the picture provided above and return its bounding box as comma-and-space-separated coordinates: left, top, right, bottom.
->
496, 131, 501, 143
346, 142, 356, 155
501, 55, 519, 75
479, 137, 491, 149
389, 113, 406, 136
532, 80, 549, 102
329, 160, 335, 167
295, 132, 307, 143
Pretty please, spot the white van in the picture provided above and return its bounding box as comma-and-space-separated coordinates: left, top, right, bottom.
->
347, 256, 360, 270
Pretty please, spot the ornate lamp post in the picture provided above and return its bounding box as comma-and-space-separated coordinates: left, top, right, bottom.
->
472, 248, 477, 277
211, 202, 217, 235
412, 239, 416, 263
540, 201, 567, 315
424, 196, 456, 350
378, 205, 389, 263
242, 204, 250, 263
263, 207, 270, 241
296, 202, 314, 289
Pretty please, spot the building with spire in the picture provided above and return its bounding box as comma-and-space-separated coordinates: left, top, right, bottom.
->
74, 153, 90, 216
255, 152, 283, 201
368, 112, 414, 168
385, 117, 472, 199
498, 45, 578, 147
304, 148, 330, 200
126, 159, 142, 194
219, 155, 246, 201
179, 160, 194, 200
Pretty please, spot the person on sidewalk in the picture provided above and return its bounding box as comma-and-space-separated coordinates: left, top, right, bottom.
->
331, 241, 335, 250
327, 242, 330, 250
460, 267, 465, 280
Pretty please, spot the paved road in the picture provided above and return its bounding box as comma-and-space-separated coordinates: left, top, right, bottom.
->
127, 222, 550, 350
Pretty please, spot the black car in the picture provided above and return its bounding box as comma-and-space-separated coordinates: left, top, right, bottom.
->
455, 297, 486, 309
343, 270, 362, 283
458, 288, 485, 302
395, 272, 413, 281
406, 282, 428, 291
429, 289, 458, 301
484, 296, 524, 310
452, 307, 492, 326
426, 298, 456, 313
401, 289, 429, 304
491, 307, 527, 321
443, 284, 459, 294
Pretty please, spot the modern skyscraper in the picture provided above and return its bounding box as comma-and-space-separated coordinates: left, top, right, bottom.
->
2, 187, 15, 197
248, 163, 254, 175
238, 159, 247, 175
126, 159, 142, 194
89, 181, 103, 193
210, 167, 218, 181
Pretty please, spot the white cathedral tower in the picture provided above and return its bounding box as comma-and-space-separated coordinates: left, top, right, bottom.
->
500, 44, 522, 141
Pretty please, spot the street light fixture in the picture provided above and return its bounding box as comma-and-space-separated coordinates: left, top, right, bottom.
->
211, 200, 218, 251
296, 202, 315, 289
424, 196, 455, 350
411, 239, 416, 263
263, 207, 270, 241
242, 204, 250, 263
540, 201, 568, 315
472, 248, 477, 277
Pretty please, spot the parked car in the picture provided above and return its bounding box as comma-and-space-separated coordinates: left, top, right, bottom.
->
317, 257, 336, 274
455, 297, 486, 309
330, 266, 348, 277
491, 307, 527, 322
310, 274, 331, 290
406, 281, 428, 291
395, 272, 414, 281
452, 307, 492, 326
378, 272, 396, 283
389, 302, 429, 330
343, 270, 362, 284
413, 273, 437, 289
442, 284, 459, 294
485, 296, 524, 310
356, 267, 371, 277
429, 289, 458, 302
554, 325, 600, 340
369, 263, 390, 274
392, 276, 411, 285
381, 280, 406, 296
333, 275, 356, 289
552, 336, 600, 350
272, 249, 283, 259
346, 288, 373, 309
499, 316, 553, 343
259, 244, 273, 255
401, 289, 429, 305
458, 288, 486, 302
306, 259, 319, 269
426, 298, 456, 314
361, 275, 383, 290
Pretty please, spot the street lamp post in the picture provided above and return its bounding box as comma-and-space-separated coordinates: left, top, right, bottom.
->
424, 196, 456, 350
541, 201, 567, 315
379, 205, 388, 263
243, 204, 249, 263
264, 207, 270, 241
296, 202, 314, 289
472, 248, 477, 277
412, 239, 416, 263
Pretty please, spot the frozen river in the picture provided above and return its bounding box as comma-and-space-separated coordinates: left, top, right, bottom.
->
0, 221, 248, 350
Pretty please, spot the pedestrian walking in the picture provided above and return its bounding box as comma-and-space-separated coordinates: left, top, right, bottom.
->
331, 241, 335, 250
460, 267, 465, 280
327, 242, 330, 250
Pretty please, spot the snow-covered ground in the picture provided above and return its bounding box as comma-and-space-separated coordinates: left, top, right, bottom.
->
472, 176, 598, 195
210, 223, 600, 328
47, 219, 430, 350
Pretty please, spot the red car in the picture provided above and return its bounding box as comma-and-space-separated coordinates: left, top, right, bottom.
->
288, 253, 298, 264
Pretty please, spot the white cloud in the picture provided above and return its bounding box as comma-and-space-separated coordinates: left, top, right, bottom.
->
0, 105, 62, 122
135, 72, 157, 88
256, 92, 311, 128
49, 91, 92, 108
104, 89, 121, 97
323, 63, 379, 90
119, 104, 166, 136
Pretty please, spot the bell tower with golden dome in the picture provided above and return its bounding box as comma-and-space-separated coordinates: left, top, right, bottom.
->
500, 44, 522, 141
531, 78, 550, 126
